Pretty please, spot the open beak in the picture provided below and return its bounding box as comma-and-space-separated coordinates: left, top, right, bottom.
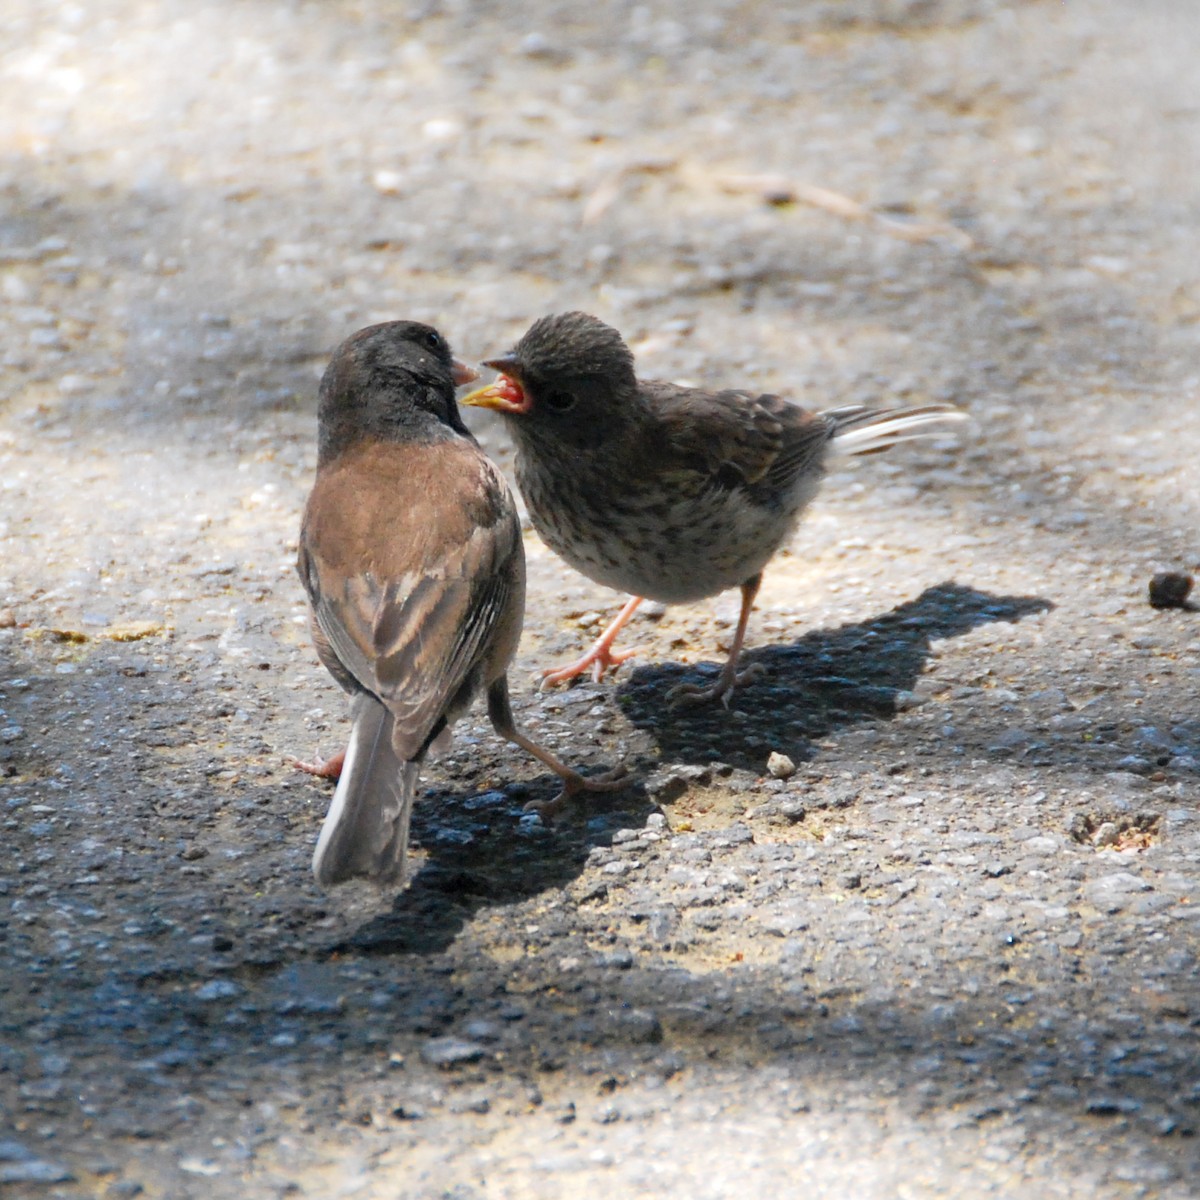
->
451, 358, 479, 387
460, 354, 532, 415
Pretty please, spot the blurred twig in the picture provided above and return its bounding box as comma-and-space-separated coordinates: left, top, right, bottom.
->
717, 172, 974, 249
582, 158, 678, 225
582, 161, 973, 250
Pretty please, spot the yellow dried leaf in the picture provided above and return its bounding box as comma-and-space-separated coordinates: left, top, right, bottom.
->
105, 621, 168, 642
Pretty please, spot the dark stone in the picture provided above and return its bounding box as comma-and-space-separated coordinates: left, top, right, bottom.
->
1148, 572, 1193, 609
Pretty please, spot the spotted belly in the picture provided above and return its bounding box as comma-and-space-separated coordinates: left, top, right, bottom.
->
517, 459, 818, 604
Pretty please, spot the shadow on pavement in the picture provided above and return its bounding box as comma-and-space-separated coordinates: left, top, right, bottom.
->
619, 581, 1053, 772
331, 582, 1051, 955
331, 782, 652, 957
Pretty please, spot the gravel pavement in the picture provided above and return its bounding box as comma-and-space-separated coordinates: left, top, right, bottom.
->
2, 1, 1200, 1196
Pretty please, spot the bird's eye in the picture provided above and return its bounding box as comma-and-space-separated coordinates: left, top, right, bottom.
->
543, 389, 576, 413
422, 329, 446, 353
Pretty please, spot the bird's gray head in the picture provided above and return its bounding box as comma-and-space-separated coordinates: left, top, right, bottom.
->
316, 320, 475, 463
460, 311, 640, 452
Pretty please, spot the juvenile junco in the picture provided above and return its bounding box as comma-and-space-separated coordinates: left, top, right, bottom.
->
462, 311, 966, 704
297, 320, 624, 886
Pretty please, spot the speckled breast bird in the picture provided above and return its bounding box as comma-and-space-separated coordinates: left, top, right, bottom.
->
297, 321, 624, 886
463, 311, 966, 705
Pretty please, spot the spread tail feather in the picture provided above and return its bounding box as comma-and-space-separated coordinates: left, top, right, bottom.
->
312, 693, 418, 887
825, 404, 967, 457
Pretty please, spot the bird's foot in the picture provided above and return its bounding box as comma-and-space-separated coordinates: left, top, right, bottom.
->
540, 643, 643, 688
523, 763, 630, 821
289, 751, 346, 781
667, 662, 767, 708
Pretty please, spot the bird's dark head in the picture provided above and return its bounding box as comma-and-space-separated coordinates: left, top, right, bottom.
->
316, 321, 478, 464
461, 312, 640, 452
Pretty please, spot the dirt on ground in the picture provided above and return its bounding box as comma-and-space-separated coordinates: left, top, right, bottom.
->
2, 1, 1200, 1196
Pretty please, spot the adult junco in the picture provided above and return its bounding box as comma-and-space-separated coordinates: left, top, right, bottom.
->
462, 311, 966, 704
297, 320, 623, 886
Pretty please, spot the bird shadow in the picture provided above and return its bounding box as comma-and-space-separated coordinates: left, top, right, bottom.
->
329, 772, 652, 958
616, 581, 1053, 772
330, 582, 1048, 957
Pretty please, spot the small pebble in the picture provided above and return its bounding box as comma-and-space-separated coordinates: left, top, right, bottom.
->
779, 799, 806, 822
0, 1161, 75, 1185
371, 169, 405, 194
766, 752, 796, 780
195, 979, 240, 1002
461, 1020, 501, 1042
603, 1007, 662, 1044
1148, 572, 1193, 609
1085, 1095, 1141, 1116
519, 31, 559, 59
179, 1158, 222, 1177
420, 1037, 486, 1067
598, 948, 634, 970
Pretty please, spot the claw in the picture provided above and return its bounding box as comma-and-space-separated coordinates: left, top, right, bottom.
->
524, 763, 630, 822
523, 793, 566, 821
542, 642, 642, 688
667, 662, 767, 708
541, 595, 646, 688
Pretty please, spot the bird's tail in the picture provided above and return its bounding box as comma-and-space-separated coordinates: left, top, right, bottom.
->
825, 404, 967, 457
312, 693, 418, 887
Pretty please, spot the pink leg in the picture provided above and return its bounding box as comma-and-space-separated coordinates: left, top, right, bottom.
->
541, 595, 646, 687
487, 678, 629, 820
290, 750, 346, 781
667, 575, 765, 707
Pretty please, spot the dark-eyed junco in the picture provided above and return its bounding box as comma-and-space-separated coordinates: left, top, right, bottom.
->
297, 320, 624, 886
462, 311, 966, 704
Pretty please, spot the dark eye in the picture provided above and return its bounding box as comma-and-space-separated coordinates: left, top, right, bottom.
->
543, 389, 576, 412
422, 329, 446, 354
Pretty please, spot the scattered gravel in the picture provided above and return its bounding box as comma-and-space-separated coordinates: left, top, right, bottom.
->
2, 0, 1200, 1197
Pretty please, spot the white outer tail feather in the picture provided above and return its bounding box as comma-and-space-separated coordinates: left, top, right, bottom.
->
826, 404, 967, 457
312, 693, 418, 887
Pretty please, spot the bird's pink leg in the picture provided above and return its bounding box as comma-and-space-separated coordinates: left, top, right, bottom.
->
541, 595, 645, 687
487, 678, 629, 820
290, 751, 346, 781
668, 575, 766, 707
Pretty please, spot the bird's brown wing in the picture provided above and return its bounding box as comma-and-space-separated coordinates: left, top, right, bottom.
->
642, 382, 833, 494
298, 438, 522, 760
